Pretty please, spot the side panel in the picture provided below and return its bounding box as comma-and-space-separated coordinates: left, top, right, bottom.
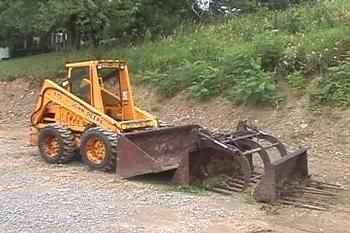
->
116, 136, 158, 178
31, 80, 120, 132
58, 106, 88, 132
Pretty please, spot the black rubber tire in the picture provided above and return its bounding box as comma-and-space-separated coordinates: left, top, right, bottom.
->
38, 125, 76, 164
80, 127, 118, 172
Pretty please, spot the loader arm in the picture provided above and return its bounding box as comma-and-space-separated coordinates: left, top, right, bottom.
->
31, 80, 124, 132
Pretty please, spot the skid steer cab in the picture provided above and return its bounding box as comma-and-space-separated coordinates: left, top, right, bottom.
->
31, 59, 312, 204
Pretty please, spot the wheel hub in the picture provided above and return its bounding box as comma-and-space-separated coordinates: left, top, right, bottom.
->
44, 136, 60, 158
86, 138, 106, 164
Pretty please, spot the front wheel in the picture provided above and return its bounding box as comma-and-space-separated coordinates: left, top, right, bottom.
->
80, 128, 118, 172
38, 125, 76, 164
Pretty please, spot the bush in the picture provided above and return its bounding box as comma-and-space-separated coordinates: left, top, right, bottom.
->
287, 71, 306, 95
254, 31, 288, 72
301, 27, 350, 74
309, 64, 350, 107
227, 57, 277, 105
277, 7, 307, 33
138, 53, 278, 105
139, 59, 221, 98
188, 62, 222, 99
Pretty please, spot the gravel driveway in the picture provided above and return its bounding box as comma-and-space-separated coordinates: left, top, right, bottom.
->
1, 126, 350, 233
0, 127, 271, 233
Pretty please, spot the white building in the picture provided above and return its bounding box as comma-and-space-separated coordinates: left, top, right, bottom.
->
0, 47, 10, 60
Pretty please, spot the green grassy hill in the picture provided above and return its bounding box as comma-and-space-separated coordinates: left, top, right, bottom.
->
1, 0, 350, 107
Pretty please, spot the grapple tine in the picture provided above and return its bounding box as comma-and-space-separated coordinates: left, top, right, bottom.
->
211, 187, 235, 195
226, 182, 245, 189
297, 186, 338, 196
279, 199, 328, 211
307, 180, 345, 190
222, 184, 244, 192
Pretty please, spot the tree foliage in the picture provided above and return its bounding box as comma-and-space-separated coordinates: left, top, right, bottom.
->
103, 0, 193, 42
0, 0, 192, 48
0, 0, 43, 45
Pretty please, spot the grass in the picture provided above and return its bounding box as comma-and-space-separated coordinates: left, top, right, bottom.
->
165, 185, 209, 195
128, 172, 209, 196
0, 50, 97, 80
1, 0, 350, 107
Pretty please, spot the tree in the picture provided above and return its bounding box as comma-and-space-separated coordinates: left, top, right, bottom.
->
107, 0, 193, 42
36, 0, 110, 49
0, 0, 44, 47
0, 0, 193, 49
0, 0, 110, 49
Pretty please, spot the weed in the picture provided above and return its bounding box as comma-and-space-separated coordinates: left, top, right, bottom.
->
227, 57, 277, 105
167, 185, 208, 195
287, 71, 306, 95
243, 193, 257, 205
254, 31, 288, 72
309, 64, 350, 107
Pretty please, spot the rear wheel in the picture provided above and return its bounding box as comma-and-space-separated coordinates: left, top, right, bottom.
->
80, 128, 118, 171
38, 125, 76, 164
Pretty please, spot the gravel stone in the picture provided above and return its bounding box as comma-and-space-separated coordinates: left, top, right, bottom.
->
0, 135, 262, 233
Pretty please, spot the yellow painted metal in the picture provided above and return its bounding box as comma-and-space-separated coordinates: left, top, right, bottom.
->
90, 64, 105, 113
30, 60, 159, 145
119, 65, 136, 121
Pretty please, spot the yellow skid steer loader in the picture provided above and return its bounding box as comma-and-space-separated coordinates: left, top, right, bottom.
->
31, 60, 311, 203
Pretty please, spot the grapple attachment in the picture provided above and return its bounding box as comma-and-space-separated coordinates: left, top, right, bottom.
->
116, 121, 311, 203
207, 121, 310, 203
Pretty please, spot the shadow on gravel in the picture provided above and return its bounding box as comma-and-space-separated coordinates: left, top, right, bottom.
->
128, 170, 175, 185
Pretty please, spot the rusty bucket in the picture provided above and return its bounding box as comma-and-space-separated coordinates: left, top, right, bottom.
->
116, 125, 200, 181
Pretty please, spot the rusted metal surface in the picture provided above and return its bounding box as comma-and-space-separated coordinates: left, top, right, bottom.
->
278, 179, 345, 211
116, 125, 199, 179
201, 121, 313, 205
253, 149, 308, 202
116, 124, 252, 187
177, 134, 252, 188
